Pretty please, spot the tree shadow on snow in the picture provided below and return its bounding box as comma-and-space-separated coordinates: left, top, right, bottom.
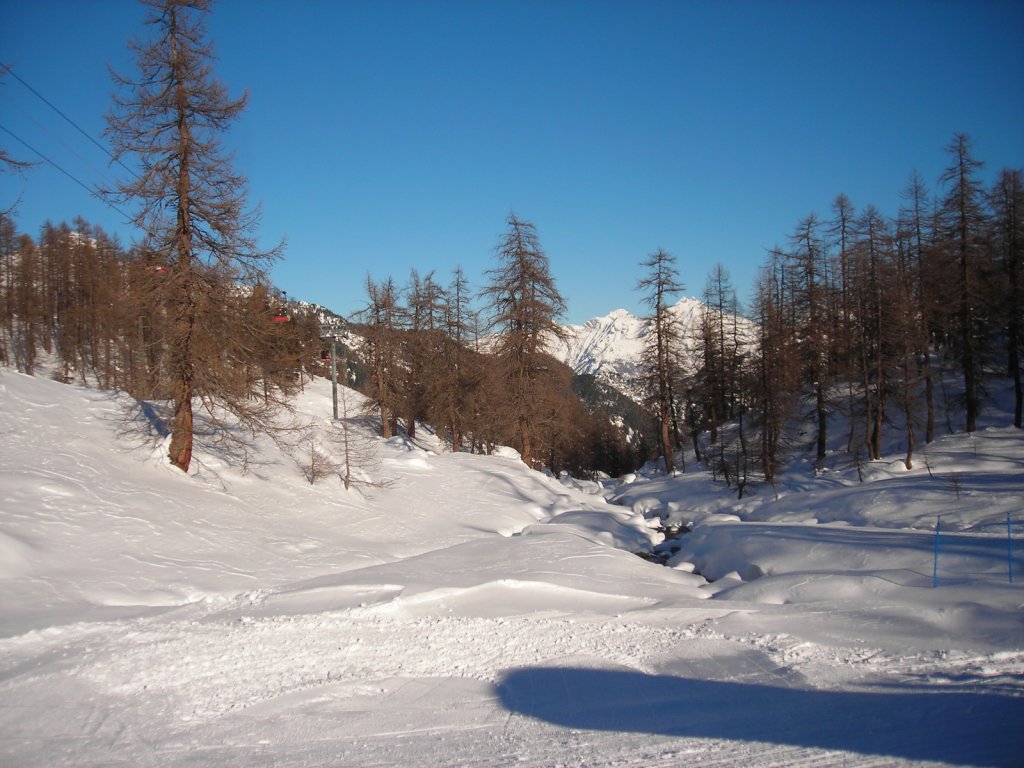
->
496, 666, 1024, 766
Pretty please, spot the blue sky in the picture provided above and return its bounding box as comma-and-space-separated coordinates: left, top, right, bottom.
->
2, 0, 1022, 324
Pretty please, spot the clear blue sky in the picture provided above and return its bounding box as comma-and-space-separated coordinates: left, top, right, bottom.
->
2, 0, 1022, 324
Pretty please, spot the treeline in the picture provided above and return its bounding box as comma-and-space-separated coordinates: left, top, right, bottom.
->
1, 0, 637, 479
0, 211, 640, 478
4, 132, 1018, 487
650, 134, 1021, 492
0, 214, 319, 404
353, 214, 640, 478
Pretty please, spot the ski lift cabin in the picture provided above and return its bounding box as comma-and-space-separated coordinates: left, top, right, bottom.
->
272, 291, 291, 323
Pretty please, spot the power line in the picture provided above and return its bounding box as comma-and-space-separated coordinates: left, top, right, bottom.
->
0, 122, 132, 223
0, 62, 137, 179
0, 91, 117, 191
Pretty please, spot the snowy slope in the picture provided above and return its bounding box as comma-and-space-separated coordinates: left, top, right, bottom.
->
2, 367, 1023, 768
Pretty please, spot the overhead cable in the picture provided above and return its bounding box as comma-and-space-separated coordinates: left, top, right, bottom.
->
0, 91, 117, 190
0, 122, 132, 222
1, 62, 137, 179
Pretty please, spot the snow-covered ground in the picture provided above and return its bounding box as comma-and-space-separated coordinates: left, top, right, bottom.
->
1, 368, 1022, 767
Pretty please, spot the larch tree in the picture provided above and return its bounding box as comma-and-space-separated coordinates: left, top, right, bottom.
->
787, 214, 830, 463
898, 171, 937, 444
891, 215, 925, 469
751, 248, 801, 485
991, 169, 1023, 428
430, 266, 476, 450
938, 133, 988, 433
0, 215, 16, 365
828, 193, 861, 450
699, 263, 748, 486
361, 275, 402, 438
0, 84, 33, 215
482, 214, 567, 469
636, 248, 684, 475
105, 0, 282, 472
851, 205, 892, 462
400, 269, 447, 439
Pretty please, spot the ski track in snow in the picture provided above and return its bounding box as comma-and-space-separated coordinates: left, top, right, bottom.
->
3, 601, 1023, 767
3, 369, 1024, 767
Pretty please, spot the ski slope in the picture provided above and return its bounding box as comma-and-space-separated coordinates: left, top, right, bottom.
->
1, 369, 1022, 767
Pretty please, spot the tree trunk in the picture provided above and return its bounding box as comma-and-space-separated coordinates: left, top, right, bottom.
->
660, 415, 674, 475
519, 414, 533, 467
168, 376, 194, 471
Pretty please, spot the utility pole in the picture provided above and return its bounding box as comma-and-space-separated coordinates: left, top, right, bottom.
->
330, 336, 339, 420
320, 326, 343, 421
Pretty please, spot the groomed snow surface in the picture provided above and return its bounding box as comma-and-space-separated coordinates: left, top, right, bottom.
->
2, 368, 1023, 767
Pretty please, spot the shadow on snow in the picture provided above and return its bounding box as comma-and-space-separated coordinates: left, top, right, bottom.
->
496, 666, 1024, 766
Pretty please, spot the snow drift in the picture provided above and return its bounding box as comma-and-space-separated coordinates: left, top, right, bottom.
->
2, 367, 1023, 767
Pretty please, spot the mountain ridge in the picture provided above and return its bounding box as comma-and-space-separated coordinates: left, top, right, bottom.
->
550, 296, 754, 401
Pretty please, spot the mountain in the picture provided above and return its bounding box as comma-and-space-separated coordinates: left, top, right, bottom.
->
292, 299, 348, 332
549, 296, 752, 402
329, 295, 754, 408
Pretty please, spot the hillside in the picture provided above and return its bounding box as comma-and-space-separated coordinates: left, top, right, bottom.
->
2, 367, 1023, 766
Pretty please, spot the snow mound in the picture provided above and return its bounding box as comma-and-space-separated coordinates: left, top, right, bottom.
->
3, 367, 1024, 768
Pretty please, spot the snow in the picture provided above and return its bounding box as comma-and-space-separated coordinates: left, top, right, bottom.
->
551, 296, 757, 400
2, 367, 1023, 767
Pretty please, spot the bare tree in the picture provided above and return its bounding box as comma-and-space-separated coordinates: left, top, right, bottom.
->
105, 0, 283, 472
429, 266, 477, 450
636, 248, 685, 474
851, 205, 892, 461
787, 214, 831, 463
360, 275, 402, 438
991, 169, 1023, 428
938, 133, 988, 433
698, 263, 748, 484
399, 269, 446, 438
481, 214, 567, 468
0, 66, 34, 216
898, 171, 937, 444
829, 194, 862, 451
750, 249, 801, 485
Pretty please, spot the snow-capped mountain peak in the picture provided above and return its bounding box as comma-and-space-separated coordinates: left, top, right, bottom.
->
550, 296, 746, 400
